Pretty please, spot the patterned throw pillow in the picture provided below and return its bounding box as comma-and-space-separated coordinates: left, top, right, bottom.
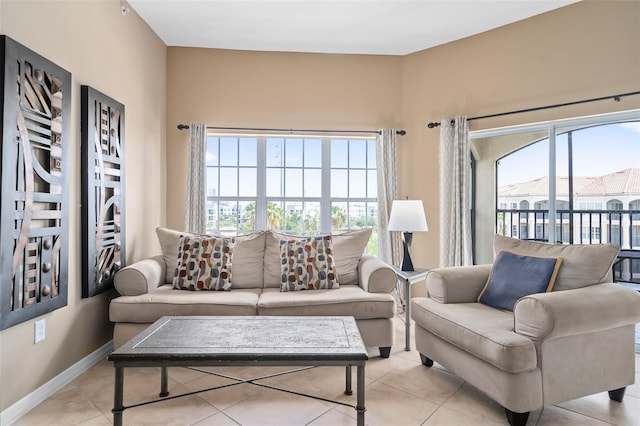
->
280, 236, 338, 291
173, 235, 234, 291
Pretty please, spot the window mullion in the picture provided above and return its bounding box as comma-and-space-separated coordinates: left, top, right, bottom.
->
321, 138, 332, 233
256, 137, 267, 230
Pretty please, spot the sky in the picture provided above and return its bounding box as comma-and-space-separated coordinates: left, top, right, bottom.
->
497, 122, 640, 187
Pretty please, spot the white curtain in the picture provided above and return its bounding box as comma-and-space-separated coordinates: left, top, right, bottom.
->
439, 116, 473, 267
376, 129, 403, 266
185, 123, 207, 234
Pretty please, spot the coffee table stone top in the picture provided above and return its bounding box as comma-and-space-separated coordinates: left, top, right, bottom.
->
110, 316, 368, 364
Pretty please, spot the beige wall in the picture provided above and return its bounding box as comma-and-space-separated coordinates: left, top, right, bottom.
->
166, 48, 404, 229
0, 0, 166, 411
402, 0, 640, 276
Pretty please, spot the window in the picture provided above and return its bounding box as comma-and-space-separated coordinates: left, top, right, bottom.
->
205, 134, 378, 254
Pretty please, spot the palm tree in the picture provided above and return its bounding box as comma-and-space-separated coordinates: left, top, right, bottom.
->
331, 205, 347, 230
243, 202, 256, 228
267, 202, 283, 229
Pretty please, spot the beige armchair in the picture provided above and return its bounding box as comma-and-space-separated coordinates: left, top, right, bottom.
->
411, 235, 640, 426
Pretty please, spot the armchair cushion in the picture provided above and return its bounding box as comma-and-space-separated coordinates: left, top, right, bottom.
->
493, 234, 619, 291
478, 251, 562, 311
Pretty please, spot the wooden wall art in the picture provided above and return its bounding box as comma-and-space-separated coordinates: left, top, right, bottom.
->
81, 86, 125, 297
0, 35, 71, 329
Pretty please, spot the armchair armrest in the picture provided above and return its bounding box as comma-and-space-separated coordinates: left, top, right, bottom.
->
514, 283, 640, 341
358, 255, 397, 293
427, 264, 492, 303
114, 255, 166, 296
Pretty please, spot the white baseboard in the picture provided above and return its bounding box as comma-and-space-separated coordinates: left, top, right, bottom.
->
1, 340, 113, 426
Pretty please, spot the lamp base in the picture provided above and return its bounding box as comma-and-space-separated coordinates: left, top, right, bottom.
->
400, 232, 415, 271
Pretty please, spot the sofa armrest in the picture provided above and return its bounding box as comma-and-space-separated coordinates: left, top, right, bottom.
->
114, 255, 166, 296
427, 264, 492, 303
358, 255, 397, 293
514, 283, 640, 342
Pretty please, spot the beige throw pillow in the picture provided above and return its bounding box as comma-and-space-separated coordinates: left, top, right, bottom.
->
493, 234, 619, 291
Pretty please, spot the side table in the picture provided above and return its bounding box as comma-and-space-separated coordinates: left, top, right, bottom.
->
393, 267, 429, 351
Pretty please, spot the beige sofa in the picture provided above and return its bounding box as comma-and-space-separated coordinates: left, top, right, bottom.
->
411, 235, 640, 426
110, 228, 397, 356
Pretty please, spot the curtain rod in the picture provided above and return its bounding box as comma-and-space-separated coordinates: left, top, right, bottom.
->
177, 124, 406, 136
426, 90, 640, 129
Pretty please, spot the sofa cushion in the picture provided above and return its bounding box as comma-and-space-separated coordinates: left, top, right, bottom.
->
258, 286, 395, 319
493, 234, 619, 291
156, 228, 266, 288
264, 229, 371, 288
279, 236, 338, 291
478, 251, 562, 311
173, 235, 234, 291
411, 298, 537, 373
109, 285, 260, 323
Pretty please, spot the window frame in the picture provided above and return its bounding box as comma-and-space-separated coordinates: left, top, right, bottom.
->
204, 132, 379, 239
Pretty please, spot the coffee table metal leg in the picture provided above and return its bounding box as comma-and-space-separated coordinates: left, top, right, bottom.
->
344, 365, 353, 395
113, 366, 124, 426
405, 279, 411, 351
356, 365, 365, 426
160, 366, 169, 397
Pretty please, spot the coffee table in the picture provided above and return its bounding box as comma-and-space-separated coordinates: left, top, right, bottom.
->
108, 316, 368, 425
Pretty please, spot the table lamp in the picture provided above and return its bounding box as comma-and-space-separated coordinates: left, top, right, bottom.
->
388, 199, 428, 271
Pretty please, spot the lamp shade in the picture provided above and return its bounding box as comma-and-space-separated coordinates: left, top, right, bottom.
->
388, 200, 428, 232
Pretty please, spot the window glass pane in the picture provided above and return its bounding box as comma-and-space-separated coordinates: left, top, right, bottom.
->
367, 140, 376, 168
219, 168, 238, 196
304, 169, 321, 197
240, 202, 256, 232
304, 139, 322, 167
349, 170, 367, 198
331, 139, 348, 168
303, 202, 321, 234
331, 170, 348, 198
206, 137, 218, 166
331, 202, 348, 232
239, 168, 256, 197
267, 138, 283, 167
239, 137, 257, 166
266, 168, 283, 197
220, 137, 238, 166
282, 201, 303, 233
205, 200, 218, 234
350, 201, 366, 227
349, 140, 367, 168
367, 170, 377, 198
206, 167, 218, 198
285, 168, 303, 197
218, 201, 238, 234
266, 201, 284, 230
286, 138, 303, 167
238, 201, 256, 234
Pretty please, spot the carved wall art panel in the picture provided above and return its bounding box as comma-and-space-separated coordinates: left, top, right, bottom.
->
81, 86, 125, 297
0, 35, 71, 329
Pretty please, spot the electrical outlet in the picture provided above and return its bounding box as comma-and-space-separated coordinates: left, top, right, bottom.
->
34, 319, 45, 343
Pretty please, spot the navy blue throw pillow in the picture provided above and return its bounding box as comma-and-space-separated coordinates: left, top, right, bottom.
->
478, 250, 562, 311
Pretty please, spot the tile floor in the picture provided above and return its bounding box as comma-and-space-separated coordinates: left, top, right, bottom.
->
14, 316, 640, 426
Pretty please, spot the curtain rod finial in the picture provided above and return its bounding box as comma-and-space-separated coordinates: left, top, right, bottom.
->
427, 122, 441, 129
177, 124, 190, 130
396, 130, 407, 136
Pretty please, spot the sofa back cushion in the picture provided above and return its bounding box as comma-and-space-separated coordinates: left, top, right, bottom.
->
493, 234, 619, 291
156, 227, 266, 289
264, 229, 372, 288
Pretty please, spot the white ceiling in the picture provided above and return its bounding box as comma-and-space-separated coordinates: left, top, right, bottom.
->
128, 0, 580, 56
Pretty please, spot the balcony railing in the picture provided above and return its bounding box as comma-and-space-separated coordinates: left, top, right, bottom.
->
496, 209, 640, 284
